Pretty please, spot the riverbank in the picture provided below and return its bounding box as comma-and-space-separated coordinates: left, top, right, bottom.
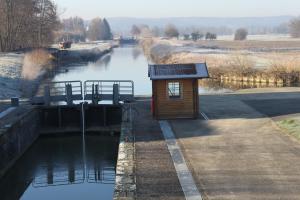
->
0, 42, 115, 100
53, 42, 117, 65
141, 37, 300, 89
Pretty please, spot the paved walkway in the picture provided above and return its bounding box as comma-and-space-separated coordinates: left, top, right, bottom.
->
170, 90, 300, 200
133, 100, 185, 200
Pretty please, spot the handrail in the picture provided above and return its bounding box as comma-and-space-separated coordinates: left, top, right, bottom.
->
84, 80, 134, 102
32, 80, 135, 105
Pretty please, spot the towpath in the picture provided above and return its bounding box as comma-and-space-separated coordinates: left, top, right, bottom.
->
170, 88, 300, 200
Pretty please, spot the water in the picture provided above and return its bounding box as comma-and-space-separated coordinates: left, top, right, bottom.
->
0, 135, 119, 200
53, 46, 152, 96
51, 45, 300, 96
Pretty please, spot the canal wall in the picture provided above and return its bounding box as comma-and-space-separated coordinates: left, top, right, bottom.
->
0, 103, 124, 179
0, 107, 40, 178
114, 107, 136, 200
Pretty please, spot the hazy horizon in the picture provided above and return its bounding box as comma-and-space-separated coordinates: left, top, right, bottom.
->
54, 0, 300, 19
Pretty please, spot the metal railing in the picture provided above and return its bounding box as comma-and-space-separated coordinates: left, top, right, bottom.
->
32, 81, 83, 105
32, 80, 135, 105
84, 80, 134, 103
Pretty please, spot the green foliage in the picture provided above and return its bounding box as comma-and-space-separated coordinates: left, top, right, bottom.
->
101, 18, 112, 40
87, 18, 112, 41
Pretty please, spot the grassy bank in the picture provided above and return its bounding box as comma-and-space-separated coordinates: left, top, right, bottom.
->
140, 37, 300, 86
0, 42, 114, 100
277, 118, 300, 141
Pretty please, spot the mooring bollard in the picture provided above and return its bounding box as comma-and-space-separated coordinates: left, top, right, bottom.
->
65, 84, 73, 105
44, 85, 51, 106
113, 84, 119, 105
11, 97, 19, 107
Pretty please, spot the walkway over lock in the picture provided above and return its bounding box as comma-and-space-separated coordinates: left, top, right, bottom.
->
31, 80, 135, 134
32, 80, 134, 105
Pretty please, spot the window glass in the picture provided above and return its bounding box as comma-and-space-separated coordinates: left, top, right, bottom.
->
168, 82, 181, 99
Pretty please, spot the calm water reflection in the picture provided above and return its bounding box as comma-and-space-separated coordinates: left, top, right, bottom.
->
53, 46, 152, 95
0, 135, 119, 200
51, 45, 299, 96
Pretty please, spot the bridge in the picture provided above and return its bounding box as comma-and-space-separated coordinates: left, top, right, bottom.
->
31, 80, 135, 134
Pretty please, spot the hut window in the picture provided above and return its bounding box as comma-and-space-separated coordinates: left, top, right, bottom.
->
168, 82, 181, 99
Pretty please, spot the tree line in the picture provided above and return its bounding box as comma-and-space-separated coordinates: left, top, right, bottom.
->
0, 0, 59, 52
131, 24, 218, 40
0, 0, 113, 52
131, 16, 300, 41
56, 17, 112, 42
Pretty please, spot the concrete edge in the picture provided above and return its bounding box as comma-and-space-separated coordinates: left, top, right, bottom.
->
0, 107, 40, 178
113, 119, 136, 200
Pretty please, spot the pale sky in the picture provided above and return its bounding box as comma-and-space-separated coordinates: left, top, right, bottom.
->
54, 0, 300, 19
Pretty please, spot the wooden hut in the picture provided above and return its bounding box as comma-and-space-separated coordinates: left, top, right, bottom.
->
148, 63, 209, 119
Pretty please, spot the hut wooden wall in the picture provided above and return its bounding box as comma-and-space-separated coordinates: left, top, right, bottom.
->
152, 79, 199, 119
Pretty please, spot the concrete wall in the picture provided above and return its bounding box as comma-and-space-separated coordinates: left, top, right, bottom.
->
0, 108, 40, 178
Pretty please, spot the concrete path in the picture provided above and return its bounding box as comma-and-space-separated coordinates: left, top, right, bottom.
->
133, 100, 185, 200
170, 90, 300, 200
159, 120, 202, 200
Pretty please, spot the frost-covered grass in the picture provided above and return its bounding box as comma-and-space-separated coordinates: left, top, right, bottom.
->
52, 41, 114, 52
277, 118, 300, 141
0, 42, 114, 100
0, 53, 24, 99
218, 34, 300, 41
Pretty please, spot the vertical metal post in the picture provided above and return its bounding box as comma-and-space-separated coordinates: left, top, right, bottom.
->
113, 84, 119, 105
11, 97, 19, 107
44, 85, 51, 106
93, 84, 99, 104
66, 84, 73, 105
92, 83, 95, 103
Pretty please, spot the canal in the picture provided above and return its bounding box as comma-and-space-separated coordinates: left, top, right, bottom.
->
53, 45, 152, 95
53, 45, 300, 95
0, 46, 147, 200
0, 135, 119, 200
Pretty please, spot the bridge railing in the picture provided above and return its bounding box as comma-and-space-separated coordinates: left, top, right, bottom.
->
32, 81, 83, 105
84, 80, 134, 103
32, 80, 134, 105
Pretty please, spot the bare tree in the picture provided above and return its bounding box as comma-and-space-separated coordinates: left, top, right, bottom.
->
58, 16, 86, 42
183, 34, 190, 40
289, 17, 300, 38
151, 26, 161, 37
234, 28, 248, 40
0, 0, 58, 51
164, 24, 179, 38
205, 32, 217, 40
191, 32, 204, 41
87, 18, 102, 41
131, 25, 141, 36
87, 18, 112, 41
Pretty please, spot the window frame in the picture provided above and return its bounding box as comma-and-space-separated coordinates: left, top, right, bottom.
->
167, 81, 182, 100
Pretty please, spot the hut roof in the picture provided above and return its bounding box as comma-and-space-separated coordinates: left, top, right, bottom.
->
148, 63, 209, 80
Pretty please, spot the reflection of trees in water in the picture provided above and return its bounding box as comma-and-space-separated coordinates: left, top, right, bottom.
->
200, 78, 299, 91
0, 135, 119, 200
94, 54, 112, 70
132, 47, 142, 60
30, 135, 118, 187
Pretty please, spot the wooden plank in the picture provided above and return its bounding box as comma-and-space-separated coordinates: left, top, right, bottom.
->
154, 79, 196, 119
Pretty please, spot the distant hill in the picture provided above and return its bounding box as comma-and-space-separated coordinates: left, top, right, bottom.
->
106, 16, 293, 35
